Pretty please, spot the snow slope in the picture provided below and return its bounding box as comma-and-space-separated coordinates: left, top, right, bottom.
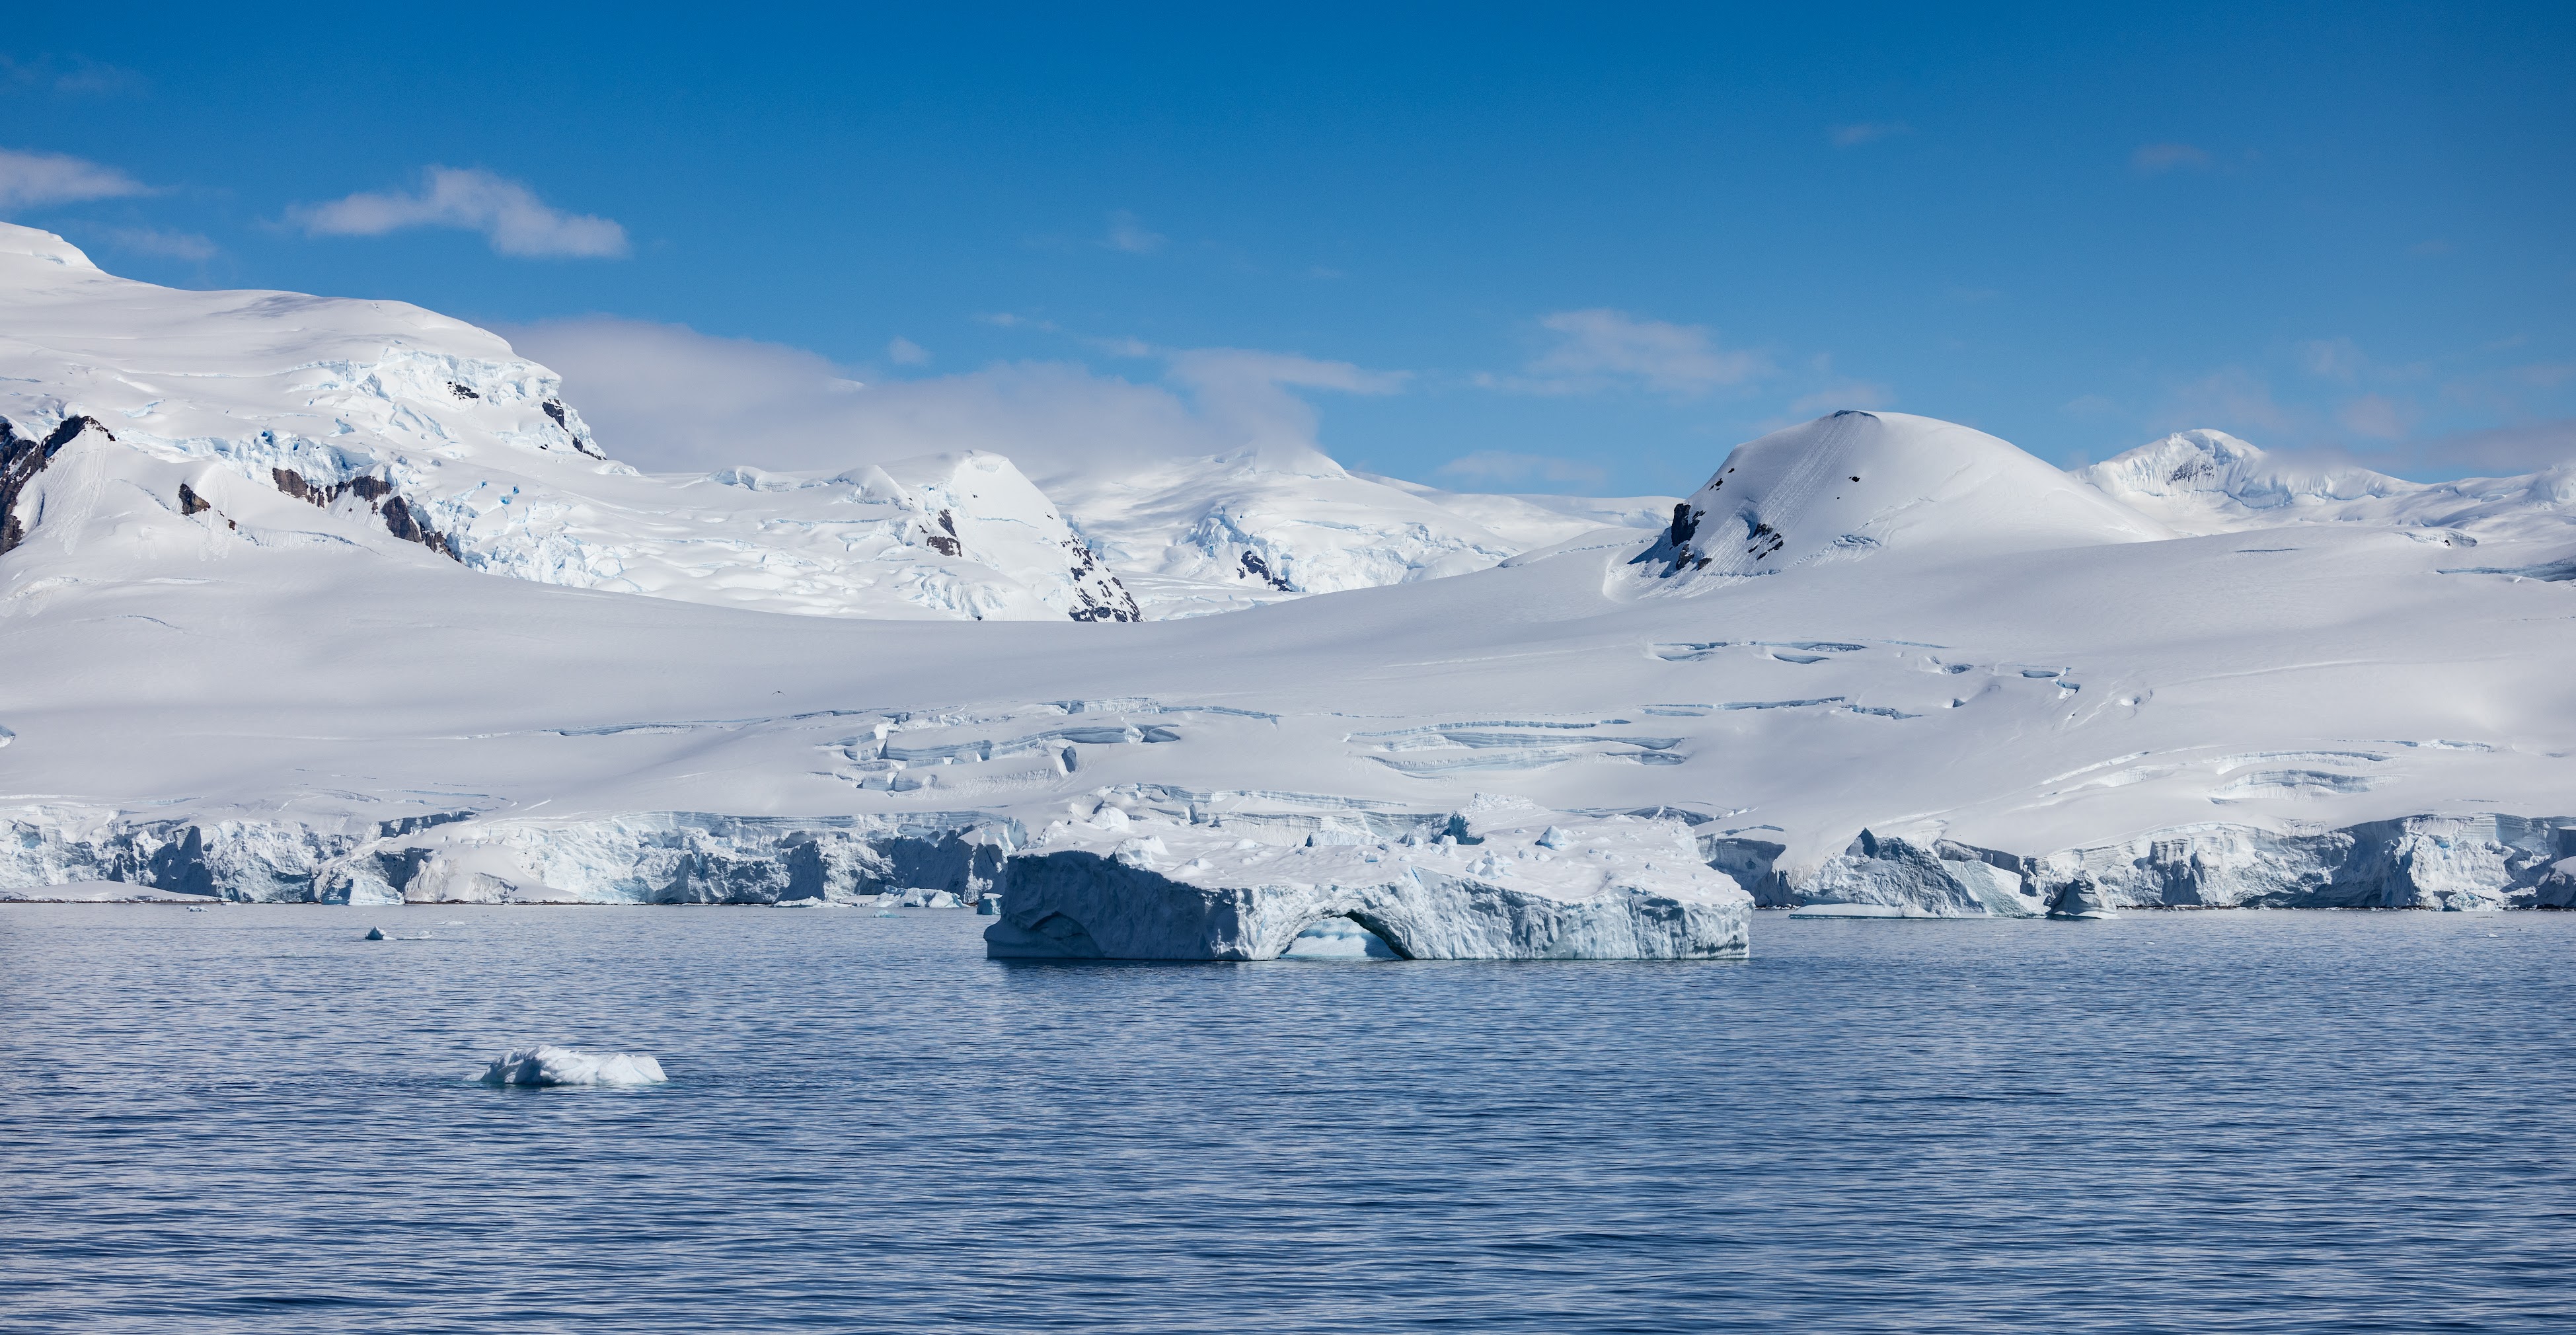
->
3, 232, 2572, 924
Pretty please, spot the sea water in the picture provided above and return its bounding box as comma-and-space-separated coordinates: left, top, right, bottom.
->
1, 906, 2569, 1332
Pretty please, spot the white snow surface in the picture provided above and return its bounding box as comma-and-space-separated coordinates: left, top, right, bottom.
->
480, 1044, 667, 1087
5, 229, 2575, 928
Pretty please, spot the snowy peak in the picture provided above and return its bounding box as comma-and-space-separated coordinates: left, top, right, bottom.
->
1045, 451, 1674, 618
0, 225, 100, 272
851, 451, 1137, 622
0, 223, 1149, 624
2076, 429, 2576, 539
2076, 430, 2413, 517
1643, 410, 2171, 583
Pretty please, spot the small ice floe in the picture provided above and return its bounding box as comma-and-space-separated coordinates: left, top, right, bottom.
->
480, 1044, 667, 1087
363, 926, 387, 940
187, 906, 209, 913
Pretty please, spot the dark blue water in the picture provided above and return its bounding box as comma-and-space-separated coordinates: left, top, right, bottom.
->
3, 905, 2571, 1333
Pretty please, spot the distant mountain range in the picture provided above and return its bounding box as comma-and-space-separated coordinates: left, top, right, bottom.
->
3, 222, 2570, 925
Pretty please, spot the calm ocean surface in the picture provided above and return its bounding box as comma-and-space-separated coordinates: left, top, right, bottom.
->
2, 905, 2570, 1333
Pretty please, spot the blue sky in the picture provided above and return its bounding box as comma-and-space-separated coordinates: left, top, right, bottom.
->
3, 4, 2571, 494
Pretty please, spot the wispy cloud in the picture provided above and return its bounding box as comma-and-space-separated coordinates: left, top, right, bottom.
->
97, 225, 216, 261
2295, 337, 2365, 384
0, 146, 146, 211
886, 337, 930, 366
1786, 382, 1893, 416
1830, 121, 1911, 147
2336, 393, 2413, 441
2131, 142, 2213, 174
1438, 451, 1607, 488
289, 167, 628, 258
2161, 366, 2297, 434
0, 55, 146, 95
1102, 210, 1166, 254
1497, 309, 1771, 398
505, 318, 1405, 480
2408, 420, 2576, 473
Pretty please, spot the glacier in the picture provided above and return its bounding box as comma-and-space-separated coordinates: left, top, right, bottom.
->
5, 223, 2575, 954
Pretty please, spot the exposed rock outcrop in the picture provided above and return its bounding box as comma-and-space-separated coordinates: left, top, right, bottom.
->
1, 414, 114, 554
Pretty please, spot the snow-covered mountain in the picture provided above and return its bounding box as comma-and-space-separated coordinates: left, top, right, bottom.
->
1642, 410, 2173, 587
0, 224, 1663, 623
2076, 428, 2576, 543
4, 225, 2573, 930
0, 225, 1137, 622
1043, 446, 1673, 617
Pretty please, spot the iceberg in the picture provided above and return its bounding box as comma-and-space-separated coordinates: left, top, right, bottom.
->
480, 1044, 667, 1087
986, 808, 1750, 961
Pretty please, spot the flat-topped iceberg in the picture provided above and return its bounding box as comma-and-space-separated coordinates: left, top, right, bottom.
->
480, 1044, 667, 1087
985, 804, 1750, 961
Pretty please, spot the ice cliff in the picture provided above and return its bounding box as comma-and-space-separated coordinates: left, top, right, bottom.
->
985, 800, 1751, 960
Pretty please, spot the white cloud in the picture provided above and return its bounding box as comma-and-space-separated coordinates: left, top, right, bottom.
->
2296, 337, 2365, 384
289, 167, 628, 258
1831, 121, 1911, 147
97, 225, 216, 260
1162, 348, 1406, 462
0, 147, 145, 211
886, 336, 930, 366
1437, 451, 1607, 488
2131, 142, 2213, 174
1102, 210, 1166, 254
1507, 308, 1771, 397
2337, 393, 2413, 441
503, 318, 1403, 480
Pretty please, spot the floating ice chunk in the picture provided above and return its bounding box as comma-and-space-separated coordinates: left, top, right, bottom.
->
989, 809, 1749, 960
363, 926, 387, 940
1537, 825, 1572, 849
2047, 872, 2117, 920
480, 1044, 667, 1087
1786, 902, 1923, 919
